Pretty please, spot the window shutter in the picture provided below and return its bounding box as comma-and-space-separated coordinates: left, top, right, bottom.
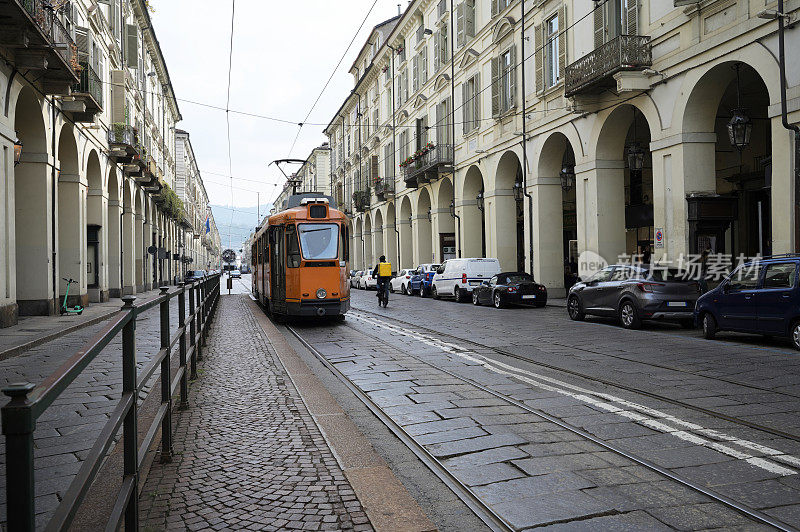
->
422, 114, 428, 144
472, 73, 480, 129
627, 0, 638, 35
491, 56, 500, 117
442, 25, 449, 64
456, 2, 465, 48
125, 24, 138, 68
412, 54, 419, 92
534, 23, 543, 94
403, 70, 409, 103
509, 45, 517, 109
371, 155, 379, 182
433, 31, 441, 72
111, 69, 125, 123
491, 0, 499, 17
558, 6, 567, 83
466, 0, 476, 40
594, 4, 605, 49
462, 82, 469, 135
421, 46, 428, 84
75, 27, 89, 61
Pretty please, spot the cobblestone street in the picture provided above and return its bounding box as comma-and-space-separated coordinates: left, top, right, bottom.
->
140, 294, 373, 531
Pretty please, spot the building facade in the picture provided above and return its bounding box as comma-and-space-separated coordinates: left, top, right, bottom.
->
0, 0, 220, 327
326, 0, 799, 297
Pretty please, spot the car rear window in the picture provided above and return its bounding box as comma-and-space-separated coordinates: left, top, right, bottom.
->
502, 273, 533, 284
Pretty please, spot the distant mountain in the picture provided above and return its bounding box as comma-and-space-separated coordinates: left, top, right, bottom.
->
210, 204, 271, 252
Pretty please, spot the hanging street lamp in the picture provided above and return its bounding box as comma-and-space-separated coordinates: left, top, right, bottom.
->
13, 137, 23, 166
560, 163, 576, 192
476, 192, 485, 212
625, 107, 645, 172
449, 200, 455, 218
513, 182, 524, 202
727, 63, 753, 152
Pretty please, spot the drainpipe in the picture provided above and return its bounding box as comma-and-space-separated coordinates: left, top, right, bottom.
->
777, 0, 800, 251
450, 0, 461, 258
51, 98, 58, 312
388, 44, 400, 268
520, 0, 534, 276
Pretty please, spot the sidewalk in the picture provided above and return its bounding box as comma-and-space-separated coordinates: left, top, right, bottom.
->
0, 287, 168, 361
140, 295, 433, 531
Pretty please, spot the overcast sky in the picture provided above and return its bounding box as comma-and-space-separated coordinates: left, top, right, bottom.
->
150, 1, 402, 216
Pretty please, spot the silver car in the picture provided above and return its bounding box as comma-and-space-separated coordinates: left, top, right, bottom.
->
350, 271, 364, 288
567, 265, 700, 329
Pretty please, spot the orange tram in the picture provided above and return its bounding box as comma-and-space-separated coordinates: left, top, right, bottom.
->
251, 193, 350, 319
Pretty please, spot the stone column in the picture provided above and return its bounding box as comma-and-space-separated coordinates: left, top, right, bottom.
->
135, 212, 144, 292
87, 187, 109, 302
487, 189, 517, 271
770, 119, 796, 254
397, 218, 412, 269
122, 206, 136, 295
531, 177, 565, 296
576, 160, 626, 277
57, 173, 88, 308
108, 199, 122, 298
458, 199, 482, 259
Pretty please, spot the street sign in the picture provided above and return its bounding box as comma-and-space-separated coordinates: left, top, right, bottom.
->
655, 227, 664, 248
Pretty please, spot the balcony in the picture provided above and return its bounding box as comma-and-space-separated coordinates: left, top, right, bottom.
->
353, 190, 370, 212
0, 0, 80, 93
67, 61, 103, 121
108, 124, 144, 167
564, 35, 651, 98
373, 178, 394, 200
402, 144, 454, 188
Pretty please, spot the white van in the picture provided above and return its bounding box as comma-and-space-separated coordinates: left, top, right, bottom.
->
431, 258, 502, 302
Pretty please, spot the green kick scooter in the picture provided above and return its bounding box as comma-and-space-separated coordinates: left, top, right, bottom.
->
60, 278, 84, 315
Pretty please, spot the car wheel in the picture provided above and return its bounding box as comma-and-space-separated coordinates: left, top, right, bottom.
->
791, 321, 800, 351
702, 313, 717, 340
419, 286, 426, 297
454, 286, 462, 303
432, 286, 440, 300
401, 284, 407, 295
567, 296, 584, 321
619, 301, 641, 329
679, 319, 695, 329
472, 291, 480, 306
493, 292, 504, 309
390, 285, 395, 293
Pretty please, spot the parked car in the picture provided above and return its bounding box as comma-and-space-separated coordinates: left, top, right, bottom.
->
431, 258, 503, 302
695, 256, 800, 349
391, 269, 415, 294
472, 272, 547, 308
185, 270, 206, 282
360, 272, 377, 290
567, 265, 700, 329
350, 270, 363, 288
410, 264, 440, 296
229, 269, 242, 279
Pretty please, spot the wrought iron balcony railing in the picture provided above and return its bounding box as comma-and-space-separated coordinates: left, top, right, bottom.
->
373, 178, 395, 199
72, 61, 103, 110
352, 190, 371, 212
402, 144, 454, 188
2, 0, 80, 89
564, 35, 651, 98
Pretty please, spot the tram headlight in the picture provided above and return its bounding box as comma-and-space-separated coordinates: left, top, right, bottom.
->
316, 288, 327, 299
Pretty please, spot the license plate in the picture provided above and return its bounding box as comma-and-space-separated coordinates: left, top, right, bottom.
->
469, 281, 480, 286
522, 295, 537, 299
667, 301, 687, 307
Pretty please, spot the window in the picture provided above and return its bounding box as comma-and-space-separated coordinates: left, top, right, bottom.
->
298, 223, 339, 260
412, 54, 420, 93
398, 37, 406, 63
415, 116, 428, 149
589, 267, 615, 283
491, 47, 516, 116
457, 0, 476, 48
434, 26, 449, 72
727, 265, 761, 292
763, 263, 796, 289
492, 0, 511, 17
372, 109, 379, 134
436, 98, 451, 147
545, 14, 559, 88
286, 225, 301, 268
399, 130, 409, 164
421, 46, 428, 84
595, 0, 638, 48
462, 73, 480, 134
502, 49, 513, 109
384, 142, 394, 180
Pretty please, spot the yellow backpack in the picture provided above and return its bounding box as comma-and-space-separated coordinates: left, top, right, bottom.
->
378, 262, 392, 277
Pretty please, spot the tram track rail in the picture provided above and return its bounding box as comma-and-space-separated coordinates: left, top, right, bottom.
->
285, 318, 799, 532
352, 304, 800, 444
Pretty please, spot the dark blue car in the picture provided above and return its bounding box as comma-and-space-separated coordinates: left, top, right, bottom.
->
410, 263, 440, 297
695, 255, 800, 349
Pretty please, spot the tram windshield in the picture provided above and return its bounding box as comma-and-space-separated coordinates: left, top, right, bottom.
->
297, 223, 339, 260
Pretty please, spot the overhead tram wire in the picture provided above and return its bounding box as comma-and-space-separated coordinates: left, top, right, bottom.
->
287, 0, 381, 157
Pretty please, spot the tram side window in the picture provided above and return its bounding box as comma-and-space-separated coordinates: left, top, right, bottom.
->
286, 225, 301, 268
341, 224, 349, 261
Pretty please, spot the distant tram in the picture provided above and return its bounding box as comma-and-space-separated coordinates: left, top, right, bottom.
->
251, 193, 350, 318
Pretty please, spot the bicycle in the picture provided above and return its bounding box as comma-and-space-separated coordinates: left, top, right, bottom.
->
377, 279, 389, 308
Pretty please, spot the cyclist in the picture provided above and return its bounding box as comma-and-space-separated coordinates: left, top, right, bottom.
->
372, 255, 392, 308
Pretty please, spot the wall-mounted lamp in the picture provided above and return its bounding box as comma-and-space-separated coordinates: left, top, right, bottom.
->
427, 209, 432, 222
13, 137, 23, 166
423, 28, 433, 36
513, 182, 523, 202
560, 163, 576, 192
476, 192, 485, 212
449, 200, 455, 218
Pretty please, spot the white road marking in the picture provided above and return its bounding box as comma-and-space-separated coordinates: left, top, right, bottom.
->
351, 311, 800, 477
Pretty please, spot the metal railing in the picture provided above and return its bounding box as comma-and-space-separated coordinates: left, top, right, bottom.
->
402, 144, 454, 185
15, 0, 79, 73
373, 178, 395, 199
108, 123, 136, 147
1, 274, 221, 531
353, 189, 371, 212
564, 35, 651, 97
73, 61, 103, 108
